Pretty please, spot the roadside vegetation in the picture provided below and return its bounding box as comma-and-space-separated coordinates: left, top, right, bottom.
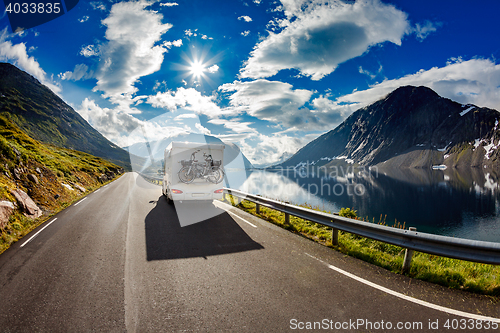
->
0, 115, 124, 255
223, 194, 500, 298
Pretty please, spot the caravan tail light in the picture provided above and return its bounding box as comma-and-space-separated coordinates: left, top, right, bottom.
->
171, 189, 183, 194
214, 189, 224, 194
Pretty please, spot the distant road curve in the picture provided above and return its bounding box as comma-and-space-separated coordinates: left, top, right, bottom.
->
0, 173, 497, 332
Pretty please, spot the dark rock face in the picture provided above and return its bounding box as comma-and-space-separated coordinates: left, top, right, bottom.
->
27, 174, 38, 184
278, 86, 500, 169
98, 174, 108, 183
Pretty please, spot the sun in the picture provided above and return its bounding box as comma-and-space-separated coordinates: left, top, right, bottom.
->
189, 60, 206, 78
177, 47, 223, 87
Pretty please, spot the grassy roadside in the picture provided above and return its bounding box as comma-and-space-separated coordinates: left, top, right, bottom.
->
0, 175, 122, 256
0, 115, 125, 255
222, 194, 500, 298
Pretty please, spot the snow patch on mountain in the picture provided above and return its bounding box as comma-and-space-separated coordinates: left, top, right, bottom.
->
437, 142, 452, 152
460, 105, 475, 116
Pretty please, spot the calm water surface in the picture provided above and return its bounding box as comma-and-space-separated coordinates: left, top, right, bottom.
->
229, 167, 500, 243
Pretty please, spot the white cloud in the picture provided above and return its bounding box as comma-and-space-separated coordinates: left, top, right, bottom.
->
79, 16, 90, 23
59, 63, 94, 81
153, 80, 167, 92
160, 2, 178, 6
240, 0, 409, 80
174, 113, 197, 121
241, 30, 250, 37
76, 98, 190, 147
218, 78, 366, 132
239, 133, 312, 166
208, 118, 257, 134
76, 98, 142, 146
413, 20, 441, 41
90, 1, 106, 11
80, 44, 99, 57
238, 15, 253, 22
310, 94, 356, 125
337, 58, 500, 111
0, 28, 61, 93
195, 123, 211, 135
358, 64, 383, 79
147, 87, 226, 117
164, 39, 183, 49
219, 79, 316, 128
207, 64, 219, 73
94, 0, 172, 98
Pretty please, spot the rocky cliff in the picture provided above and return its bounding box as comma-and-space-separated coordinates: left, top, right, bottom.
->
277, 86, 500, 170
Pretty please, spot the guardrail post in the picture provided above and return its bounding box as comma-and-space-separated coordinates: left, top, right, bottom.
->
284, 212, 290, 225
402, 227, 417, 273
331, 228, 339, 246
256, 203, 260, 214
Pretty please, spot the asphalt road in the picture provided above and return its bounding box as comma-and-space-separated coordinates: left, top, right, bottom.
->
0, 173, 498, 332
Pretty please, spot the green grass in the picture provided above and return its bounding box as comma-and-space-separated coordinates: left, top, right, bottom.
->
223, 194, 500, 298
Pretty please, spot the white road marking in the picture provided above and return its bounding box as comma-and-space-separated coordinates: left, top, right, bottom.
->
305, 253, 500, 322
74, 197, 87, 206
20, 218, 58, 248
227, 211, 257, 228
93, 189, 101, 193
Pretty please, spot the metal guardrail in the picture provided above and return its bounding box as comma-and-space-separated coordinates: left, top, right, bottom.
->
139, 173, 163, 186
224, 188, 500, 267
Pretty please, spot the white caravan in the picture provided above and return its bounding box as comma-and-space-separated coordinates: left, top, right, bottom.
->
162, 142, 225, 203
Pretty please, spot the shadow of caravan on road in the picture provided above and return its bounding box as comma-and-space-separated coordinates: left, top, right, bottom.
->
145, 196, 264, 260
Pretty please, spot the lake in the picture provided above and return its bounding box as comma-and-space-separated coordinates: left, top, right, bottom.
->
227, 166, 500, 243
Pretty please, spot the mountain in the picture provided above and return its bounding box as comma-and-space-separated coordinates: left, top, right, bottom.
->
277, 86, 500, 170
125, 133, 254, 173
0, 63, 131, 169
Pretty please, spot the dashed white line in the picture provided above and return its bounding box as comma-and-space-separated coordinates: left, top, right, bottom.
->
74, 197, 87, 206
305, 253, 500, 323
227, 211, 257, 228
20, 218, 58, 248
93, 189, 101, 193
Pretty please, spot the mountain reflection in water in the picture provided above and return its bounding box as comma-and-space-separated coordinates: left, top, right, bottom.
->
235, 166, 500, 243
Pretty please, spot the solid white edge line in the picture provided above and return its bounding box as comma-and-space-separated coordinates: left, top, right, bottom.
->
74, 197, 87, 206
20, 218, 58, 248
305, 253, 500, 323
227, 211, 257, 228
94, 189, 101, 193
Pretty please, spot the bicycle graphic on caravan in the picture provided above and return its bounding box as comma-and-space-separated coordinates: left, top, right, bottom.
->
178, 149, 224, 184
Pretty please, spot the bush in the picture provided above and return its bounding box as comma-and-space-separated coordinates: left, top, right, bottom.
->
11, 222, 22, 230
0, 136, 16, 160
339, 207, 357, 219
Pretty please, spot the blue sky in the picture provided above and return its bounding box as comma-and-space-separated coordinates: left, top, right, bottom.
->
1, 0, 500, 166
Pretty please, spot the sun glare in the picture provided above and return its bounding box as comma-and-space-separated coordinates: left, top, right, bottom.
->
189, 60, 206, 78
178, 48, 222, 87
